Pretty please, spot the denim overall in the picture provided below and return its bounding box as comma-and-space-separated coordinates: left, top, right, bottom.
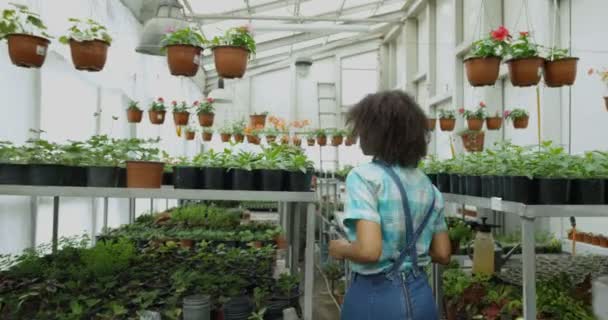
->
341, 161, 438, 320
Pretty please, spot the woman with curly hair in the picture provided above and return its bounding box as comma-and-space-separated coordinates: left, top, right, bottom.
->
329, 90, 451, 320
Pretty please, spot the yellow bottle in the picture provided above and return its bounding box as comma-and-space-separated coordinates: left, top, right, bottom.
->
472, 229, 495, 275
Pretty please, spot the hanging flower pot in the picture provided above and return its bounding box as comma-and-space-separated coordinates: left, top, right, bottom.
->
485, 116, 503, 130
307, 138, 315, 146
460, 102, 487, 131
504, 109, 530, 129
331, 136, 343, 146
464, 57, 502, 86
126, 101, 143, 123
427, 118, 437, 131
292, 136, 302, 147
1, 5, 52, 68
220, 131, 232, 143
266, 135, 277, 144
250, 113, 268, 128
246, 135, 260, 145
202, 129, 214, 142
211, 26, 255, 78
438, 109, 457, 131
59, 18, 112, 71
459, 131, 485, 152
173, 112, 190, 126
281, 135, 290, 145
467, 118, 484, 131
513, 116, 529, 129
161, 27, 205, 77
148, 97, 167, 125
544, 56, 579, 87
234, 134, 245, 143
506, 32, 544, 87
185, 130, 196, 141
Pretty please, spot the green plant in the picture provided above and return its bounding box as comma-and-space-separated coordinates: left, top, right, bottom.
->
185, 126, 197, 133
530, 141, 576, 178
0, 141, 26, 164
249, 287, 268, 320
314, 129, 327, 138
331, 128, 347, 137
160, 27, 206, 48
467, 26, 510, 58
58, 18, 112, 44
202, 127, 214, 134
232, 119, 247, 135
115, 137, 161, 162
286, 154, 314, 173
219, 125, 233, 135
508, 31, 539, 59
503, 108, 529, 121
211, 25, 256, 54
537, 274, 595, 320
227, 151, 260, 171
546, 47, 570, 61
277, 273, 299, 297
171, 100, 190, 113
0, 3, 51, 40
81, 238, 135, 278
438, 109, 456, 120
23, 139, 62, 164
448, 219, 472, 243
149, 97, 167, 112
127, 100, 141, 111
322, 263, 344, 291
83, 135, 122, 166
196, 97, 215, 114
458, 102, 488, 119
335, 165, 354, 179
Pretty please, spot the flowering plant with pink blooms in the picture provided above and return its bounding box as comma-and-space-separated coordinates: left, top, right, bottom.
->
459, 102, 488, 120
171, 100, 190, 113
211, 25, 256, 55
507, 31, 539, 59
196, 97, 216, 115
588, 68, 608, 85
149, 97, 167, 111
468, 26, 511, 58
503, 108, 529, 121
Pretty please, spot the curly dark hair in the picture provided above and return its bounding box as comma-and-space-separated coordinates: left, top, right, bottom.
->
346, 90, 429, 167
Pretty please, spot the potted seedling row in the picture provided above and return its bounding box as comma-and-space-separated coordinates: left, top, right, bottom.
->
0, 4, 52, 68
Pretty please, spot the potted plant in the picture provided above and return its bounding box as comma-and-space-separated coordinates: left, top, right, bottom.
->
160, 27, 206, 77
245, 126, 262, 145
227, 151, 259, 190
172, 156, 199, 189
345, 129, 358, 146
280, 134, 290, 145
84, 135, 122, 187
531, 142, 575, 204
443, 268, 471, 320
331, 129, 346, 146
59, 18, 112, 72
570, 152, 607, 205
256, 146, 287, 191
464, 26, 510, 86
459, 102, 487, 131
448, 219, 472, 254
22, 139, 65, 186
202, 128, 214, 142
197, 98, 215, 127
544, 47, 579, 87
0, 4, 52, 68
126, 100, 143, 123
267, 273, 300, 318
198, 149, 226, 190
119, 138, 164, 188
306, 132, 316, 146
485, 111, 503, 130
292, 135, 302, 147
322, 263, 344, 297
211, 25, 256, 79
250, 111, 268, 128
504, 108, 529, 129
588, 68, 608, 110
315, 129, 328, 146
506, 32, 544, 87
439, 109, 457, 131
458, 130, 485, 152
427, 116, 437, 131
0, 141, 28, 185
185, 127, 197, 140
170, 100, 190, 126
249, 288, 268, 320
264, 127, 279, 144
233, 120, 246, 143
286, 153, 314, 191
219, 126, 232, 143
148, 97, 167, 125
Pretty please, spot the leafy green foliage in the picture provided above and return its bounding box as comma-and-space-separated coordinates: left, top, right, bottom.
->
503, 108, 529, 121
160, 27, 206, 48
277, 273, 300, 297
58, 18, 112, 45
196, 97, 216, 114
127, 100, 141, 111
537, 273, 595, 320
507, 32, 539, 59
81, 238, 135, 278
448, 218, 472, 243
149, 97, 167, 112
546, 47, 570, 61
227, 151, 261, 171
0, 4, 51, 40
314, 128, 328, 137
171, 100, 190, 113
468, 26, 510, 58
438, 109, 456, 120
211, 25, 256, 55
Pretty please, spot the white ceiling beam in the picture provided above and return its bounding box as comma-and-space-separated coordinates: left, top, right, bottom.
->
190, 13, 399, 24
220, 0, 311, 16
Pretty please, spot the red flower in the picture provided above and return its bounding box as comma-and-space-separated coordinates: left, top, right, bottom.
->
479, 101, 486, 108
193, 101, 200, 106
157, 97, 164, 102
490, 26, 510, 42
207, 97, 215, 103
458, 108, 465, 114
504, 110, 511, 118
519, 31, 529, 37
172, 100, 177, 106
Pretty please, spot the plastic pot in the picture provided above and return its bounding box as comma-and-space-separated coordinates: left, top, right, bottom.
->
571, 178, 605, 204
63, 166, 87, 187
537, 178, 571, 205
223, 296, 253, 320
437, 173, 451, 193
261, 169, 284, 191
288, 171, 312, 192
507, 57, 545, 87
501, 176, 514, 201
449, 174, 460, 194
486, 117, 503, 130
249, 114, 266, 128
213, 46, 249, 79
203, 167, 225, 190
509, 176, 537, 204
166, 45, 202, 77
0, 163, 28, 185
231, 169, 255, 190
492, 175, 504, 198
427, 118, 437, 131
459, 175, 467, 195
28, 164, 65, 186
481, 176, 492, 198
220, 133, 232, 143
306, 138, 315, 146
234, 134, 244, 143
317, 136, 327, 146
118, 167, 127, 187
86, 166, 119, 187
163, 171, 173, 186
439, 118, 456, 131
68, 39, 109, 72
202, 132, 213, 142
173, 166, 200, 189
464, 56, 501, 86
126, 161, 164, 188
148, 110, 166, 125
7, 34, 50, 68
543, 58, 579, 87
266, 135, 277, 144
331, 136, 343, 146
173, 111, 190, 126
513, 116, 529, 129
467, 119, 484, 131
126, 109, 143, 123
198, 113, 215, 127
466, 175, 481, 197
183, 295, 211, 320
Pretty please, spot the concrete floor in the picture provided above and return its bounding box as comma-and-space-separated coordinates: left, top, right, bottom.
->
312, 267, 341, 320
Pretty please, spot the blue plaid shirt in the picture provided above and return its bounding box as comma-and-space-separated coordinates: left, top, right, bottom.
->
342, 163, 447, 275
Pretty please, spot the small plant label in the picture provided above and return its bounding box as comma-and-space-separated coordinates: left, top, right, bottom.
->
193, 55, 200, 65
36, 45, 47, 56
157, 114, 164, 120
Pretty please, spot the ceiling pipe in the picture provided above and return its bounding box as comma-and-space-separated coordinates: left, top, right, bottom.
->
187, 13, 400, 24
251, 23, 373, 33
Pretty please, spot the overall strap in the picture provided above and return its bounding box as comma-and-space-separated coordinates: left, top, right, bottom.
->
374, 160, 436, 277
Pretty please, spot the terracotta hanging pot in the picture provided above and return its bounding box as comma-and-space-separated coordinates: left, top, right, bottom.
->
185, 131, 196, 140
203, 132, 213, 142
543, 58, 579, 87
464, 57, 501, 86
506, 57, 545, 87
467, 118, 484, 131
6, 34, 50, 68
69, 40, 109, 72
485, 117, 503, 130
246, 135, 260, 145
126, 161, 164, 188
198, 113, 215, 127
307, 138, 315, 146
173, 111, 190, 126
213, 45, 249, 79
293, 136, 302, 147
317, 136, 327, 146
281, 135, 290, 145
461, 131, 485, 152
234, 134, 245, 143
331, 136, 343, 146
148, 110, 166, 125
127, 109, 143, 123
266, 135, 277, 144
249, 114, 267, 128
220, 133, 232, 143
166, 45, 202, 77
345, 136, 358, 146
513, 116, 529, 129
426, 118, 437, 131
439, 119, 456, 131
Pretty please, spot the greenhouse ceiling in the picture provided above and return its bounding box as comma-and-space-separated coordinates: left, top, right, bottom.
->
122, 0, 408, 84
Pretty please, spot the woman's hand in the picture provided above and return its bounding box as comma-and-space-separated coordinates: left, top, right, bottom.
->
329, 239, 350, 260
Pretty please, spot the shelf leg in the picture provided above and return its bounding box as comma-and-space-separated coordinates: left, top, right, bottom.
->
304, 202, 316, 320
522, 216, 537, 319
29, 196, 38, 248
103, 197, 109, 231
52, 196, 60, 254
149, 198, 154, 214
129, 198, 135, 224
433, 263, 445, 317
292, 203, 302, 273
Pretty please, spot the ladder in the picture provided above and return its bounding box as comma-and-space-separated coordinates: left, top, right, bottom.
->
316, 82, 340, 176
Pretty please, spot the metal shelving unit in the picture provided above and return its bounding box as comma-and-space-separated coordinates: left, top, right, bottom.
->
442, 193, 608, 320
0, 185, 318, 320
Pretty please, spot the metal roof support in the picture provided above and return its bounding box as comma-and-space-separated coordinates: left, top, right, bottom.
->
189, 13, 400, 24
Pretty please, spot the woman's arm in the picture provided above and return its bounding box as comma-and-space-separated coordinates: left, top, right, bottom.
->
429, 231, 451, 265
329, 220, 382, 264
